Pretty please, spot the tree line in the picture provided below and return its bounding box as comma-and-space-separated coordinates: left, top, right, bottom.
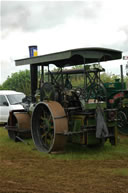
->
0, 69, 128, 95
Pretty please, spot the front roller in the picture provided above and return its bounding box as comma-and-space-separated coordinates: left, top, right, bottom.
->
31, 101, 68, 153
6, 110, 31, 141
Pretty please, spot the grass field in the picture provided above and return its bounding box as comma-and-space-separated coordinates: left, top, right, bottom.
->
0, 126, 128, 193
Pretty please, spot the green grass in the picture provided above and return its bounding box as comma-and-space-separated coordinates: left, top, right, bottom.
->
0, 126, 128, 161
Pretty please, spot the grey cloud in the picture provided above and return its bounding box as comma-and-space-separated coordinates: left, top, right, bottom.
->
78, 1, 102, 19
1, 1, 30, 34
1, 1, 101, 36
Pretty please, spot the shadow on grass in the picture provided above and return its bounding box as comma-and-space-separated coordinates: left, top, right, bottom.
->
48, 142, 116, 160
48, 136, 128, 160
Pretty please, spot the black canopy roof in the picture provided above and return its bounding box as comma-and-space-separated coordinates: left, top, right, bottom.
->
15, 47, 122, 67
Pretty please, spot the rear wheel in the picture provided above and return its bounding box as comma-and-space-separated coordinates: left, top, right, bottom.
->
32, 101, 68, 153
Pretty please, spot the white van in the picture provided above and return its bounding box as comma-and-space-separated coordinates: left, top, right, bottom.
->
0, 90, 25, 124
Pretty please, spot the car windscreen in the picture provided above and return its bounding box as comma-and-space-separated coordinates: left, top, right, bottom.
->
7, 94, 25, 105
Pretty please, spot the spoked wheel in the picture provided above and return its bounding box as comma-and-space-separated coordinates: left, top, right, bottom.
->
32, 101, 68, 153
117, 111, 128, 135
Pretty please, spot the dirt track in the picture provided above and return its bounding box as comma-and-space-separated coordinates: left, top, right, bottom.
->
0, 149, 128, 193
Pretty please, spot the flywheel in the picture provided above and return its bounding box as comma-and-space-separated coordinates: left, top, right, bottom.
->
31, 101, 68, 153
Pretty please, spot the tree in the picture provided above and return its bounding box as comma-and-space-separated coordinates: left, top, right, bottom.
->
1, 70, 31, 95
100, 72, 120, 83
0, 86, 3, 90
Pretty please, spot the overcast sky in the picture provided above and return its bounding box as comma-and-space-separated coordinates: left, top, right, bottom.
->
1, 0, 128, 84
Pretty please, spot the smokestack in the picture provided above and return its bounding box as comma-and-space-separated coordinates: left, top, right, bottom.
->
28, 45, 38, 102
